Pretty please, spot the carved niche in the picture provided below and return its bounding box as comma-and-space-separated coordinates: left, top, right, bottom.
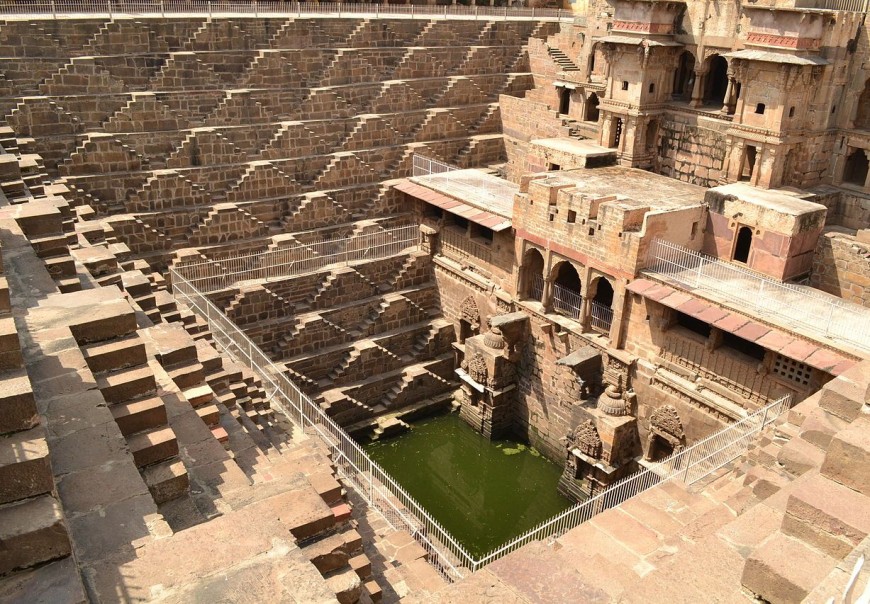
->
569, 420, 602, 460
460, 296, 480, 329
650, 405, 685, 441
465, 352, 488, 385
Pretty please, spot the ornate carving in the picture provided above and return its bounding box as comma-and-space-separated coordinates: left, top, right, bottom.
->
571, 420, 602, 459
597, 384, 630, 416
460, 295, 481, 330
650, 405, 685, 440
466, 353, 487, 384
483, 318, 506, 350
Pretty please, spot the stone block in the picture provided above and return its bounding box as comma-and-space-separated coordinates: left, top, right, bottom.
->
109, 396, 168, 437
127, 426, 179, 468
818, 373, 865, 422
821, 417, 870, 496
0, 556, 86, 604
326, 567, 362, 604
96, 365, 156, 404
783, 473, 870, 558
304, 531, 351, 574
0, 316, 23, 371
81, 335, 146, 374
0, 426, 52, 505
741, 533, 836, 603
0, 369, 39, 435
142, 458, 189, 504
0, 495, 71, 575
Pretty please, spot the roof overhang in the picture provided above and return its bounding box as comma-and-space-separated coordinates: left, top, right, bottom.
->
724, 49, 829, 66
394, 181, 512, 232
626, 278, 856, 376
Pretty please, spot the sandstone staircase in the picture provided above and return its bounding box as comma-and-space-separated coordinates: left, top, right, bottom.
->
547, 45, 581, 72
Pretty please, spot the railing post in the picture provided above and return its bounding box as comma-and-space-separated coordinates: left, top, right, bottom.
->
51, 0, 57, 19
208, 0, 212, 18
254, 0, 258, 17
760, 404, 769, 429
696, 256, 704, 288
107, 0, 112, 18
159, 0, 164, 17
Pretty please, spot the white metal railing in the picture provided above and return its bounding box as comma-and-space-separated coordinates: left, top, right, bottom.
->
644, 238, 870, 352
175, 223, 418, 294
470, 392, 793, 568
170, 268, 477, 581
588, 300, 613, 334
0, 0, 573, 20
552, 281, 582, 320
170, 265, 794, 576
411, 154, 519, 217
413, 154, 458, 178
793, 0, 868, 11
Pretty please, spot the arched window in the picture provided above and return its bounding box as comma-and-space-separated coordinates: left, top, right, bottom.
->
588, 277, 614, 334
521, 248, 545, 301
552, 262, 582, 320
585, 93, 600, 122
672, 50, 695, 100
843, 149, 869, 186
703, 55, 728, 106
733, 226, 753, 264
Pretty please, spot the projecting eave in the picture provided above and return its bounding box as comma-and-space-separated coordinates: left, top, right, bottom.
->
723, 49, 829, 66
394, 180, 513, 232
596, 35, 684, 47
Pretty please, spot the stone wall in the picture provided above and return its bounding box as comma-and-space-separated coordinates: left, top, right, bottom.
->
656, 115, 728, 188
810, 230, 870, 308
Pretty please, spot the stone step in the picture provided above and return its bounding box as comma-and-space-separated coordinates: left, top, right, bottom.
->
821, 417, 870, 496
308, 471, 343, 506
182, 384, 215, 408
349, 553, 372, 580
142, 458, 189, 505
325, 566, 362, 604
364, 579, 382, 603
0, 317, 22, 371
166, 361, 205, 390
81, 334, 146, 374
195, 404, 221, 427
0, 426, 52, 505
95, 364, 157, 405
109, 395, 168, 437
0, 495, 71, 575
304, 531, 353, 575
0, 368, 38, 435
0, 556, 86, 603
127, 426, 179, 469
742, 532, 838, 603
783, 473, 870, 559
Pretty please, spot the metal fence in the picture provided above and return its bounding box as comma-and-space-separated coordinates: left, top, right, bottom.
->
552, 281, 581, 320
0, 0, 573, 19
413, 154, 457, 177
171, 268, 477, 581
644, 238, 870, 352
794, 0, 868, 11
174, 223, 418, 294
470, 392, 792, 568
529, 273, 544, 302
588, 300, 612, 334
170, 252, 794, 578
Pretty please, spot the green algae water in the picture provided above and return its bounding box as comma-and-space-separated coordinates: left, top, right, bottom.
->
364, 413, 572, 557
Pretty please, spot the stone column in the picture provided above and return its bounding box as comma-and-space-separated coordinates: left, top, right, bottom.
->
690, 70, 705, 108
543, 277, 555, 312
721, 73, 736, 115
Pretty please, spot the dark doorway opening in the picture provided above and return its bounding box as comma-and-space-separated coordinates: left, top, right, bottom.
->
843, 149, 869, 186
585, 93, 599, 122
704, 55, 729, 106
733, 226, 753, 264
558, 87, 570, 115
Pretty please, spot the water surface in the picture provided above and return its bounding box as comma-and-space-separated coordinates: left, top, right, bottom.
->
364, 413, 572, 557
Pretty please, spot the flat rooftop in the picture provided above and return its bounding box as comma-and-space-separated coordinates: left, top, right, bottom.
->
708, 182, 828, 216
411, 169, 518, 219
531, 166, 707, 210
531, 138, 616, 159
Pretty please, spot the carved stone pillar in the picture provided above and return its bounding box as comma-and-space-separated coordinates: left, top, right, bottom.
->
690, 70, 705, 108
721, 71, 737, 115
542, 277, 555, 312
